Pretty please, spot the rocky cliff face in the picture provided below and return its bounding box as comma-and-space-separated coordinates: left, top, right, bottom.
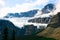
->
28, 17, 51, 23
48, 12, 60, 28
37, 12, 60, 40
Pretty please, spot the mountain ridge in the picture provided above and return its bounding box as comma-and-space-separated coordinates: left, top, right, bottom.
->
4, 9, 38, 18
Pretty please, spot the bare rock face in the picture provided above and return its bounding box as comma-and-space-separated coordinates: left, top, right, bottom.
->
37, 12, 60, 40
48, 12, 60, 28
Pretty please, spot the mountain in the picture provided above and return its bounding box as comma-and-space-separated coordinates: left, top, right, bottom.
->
37, 12, 60, 40
4, 9, 38, 18
0, 19, 44, 40
42, 3, 55, 13
0, 19, 15, 40
4, 3, 55, 29
28, 3, 55, 23
0, 19, 56, 40
28, 17, 51, 24
0, 19, 26, 40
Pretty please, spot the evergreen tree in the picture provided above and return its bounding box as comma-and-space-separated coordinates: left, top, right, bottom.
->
12, 29, 15, 40
3, 27, 8, 40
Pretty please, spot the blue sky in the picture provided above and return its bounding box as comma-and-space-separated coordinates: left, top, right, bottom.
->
0, 0, 56, 17
4, 0, 56, 8
4, 0, 36, 7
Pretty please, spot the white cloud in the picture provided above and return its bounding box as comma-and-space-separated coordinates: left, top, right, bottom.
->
0, 0, 5, 5
0, 3, 34, 17
0, 0, 51, 28
11, 3, 34, 12
53, 0, 60, 15
34, 0, 60, 16
34, 0, 48, 5
0, 0, 5, 8
0, 0, 49, 17
5, 18, 47, 28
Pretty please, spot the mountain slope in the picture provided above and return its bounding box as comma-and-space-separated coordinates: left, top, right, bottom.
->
37, 12, 60, 40
28, 3, 55, 23
0, 19, 15, 40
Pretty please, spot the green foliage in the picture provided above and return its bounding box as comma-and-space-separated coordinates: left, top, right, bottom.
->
3, 27, 8, 40
18, 35, 56, 40
12, 29, 15, 40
